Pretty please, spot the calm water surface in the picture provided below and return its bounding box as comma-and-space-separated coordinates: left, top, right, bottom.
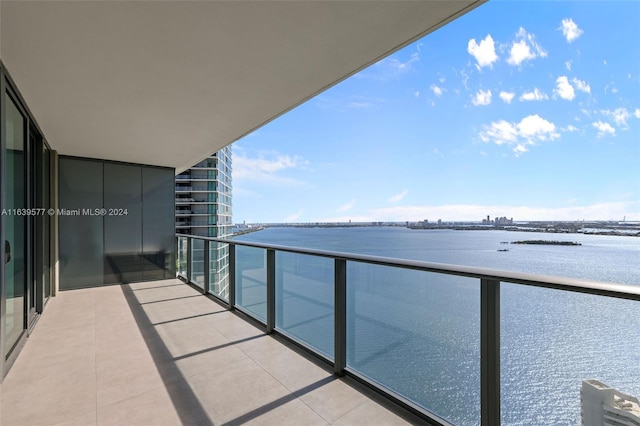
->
235, 227, 640, 425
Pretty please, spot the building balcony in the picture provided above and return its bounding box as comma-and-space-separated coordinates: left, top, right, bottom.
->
176, 198, 196, 204
1, 232, 637, 425
0, 280, 416, 425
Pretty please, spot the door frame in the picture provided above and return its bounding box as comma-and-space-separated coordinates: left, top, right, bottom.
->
0, 63, 54, 378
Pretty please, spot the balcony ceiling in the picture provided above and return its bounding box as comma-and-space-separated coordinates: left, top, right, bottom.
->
1, 1, 483, 173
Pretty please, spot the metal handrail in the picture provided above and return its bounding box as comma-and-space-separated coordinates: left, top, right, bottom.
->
176, 233, 640, 301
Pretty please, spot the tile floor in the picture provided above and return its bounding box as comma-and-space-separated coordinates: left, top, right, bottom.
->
0, 279, 423, 425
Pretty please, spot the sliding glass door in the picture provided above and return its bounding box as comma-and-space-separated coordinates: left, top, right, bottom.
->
2, 83, 51, 364
4, 92, 27, 358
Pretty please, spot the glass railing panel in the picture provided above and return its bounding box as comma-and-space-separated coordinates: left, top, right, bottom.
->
190, 238, 204, 288
346, 262, 480, 424
177, 236, 188, 278
501, 283, 640, 425
275, 252, 334, 358
208, 241, 229, 301
235, 246, 267, 321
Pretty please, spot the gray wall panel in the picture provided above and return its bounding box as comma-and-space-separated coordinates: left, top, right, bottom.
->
58, 158, 104, 289
59, 157, 174, 288
142, 167, 175, 279
104, 163, 142, 283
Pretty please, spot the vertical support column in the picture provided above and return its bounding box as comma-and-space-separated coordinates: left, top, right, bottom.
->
228, 243, 236, 310
275, 256, 284, 330
481, 279, 500, 426
0, 68, 7, 379
334, 258, 347, 376
50, 150, 59, 297
266, 249, 276, 334
186, 237, 192, 283
203, 239, 210, 295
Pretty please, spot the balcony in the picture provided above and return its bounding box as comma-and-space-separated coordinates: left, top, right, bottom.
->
0, 280, 419, 425
2, 232, 638, 425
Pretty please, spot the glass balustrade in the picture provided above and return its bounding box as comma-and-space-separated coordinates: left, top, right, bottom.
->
235, 246, 267, 320
208, 241, 230, 301
177, 236, 188, 278
275, 252, 334, 358
190, 238, 204, 288
501, 283, 640, 425
346, 262, 480, 424
177, 234, 640, 426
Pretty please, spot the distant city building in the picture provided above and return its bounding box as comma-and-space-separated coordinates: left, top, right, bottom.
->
482, 215, 514, 226
581, 380, 640, 426
175, 147, 232, 297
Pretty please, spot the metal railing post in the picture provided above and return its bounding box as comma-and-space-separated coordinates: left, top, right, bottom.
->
174, 236, 178, 278
203, 239, 210, 295
266, 249, 276, 334
228, 244, 236, 310
334, 258, 347, 376
481, 279, 500, 426
186, 237, 192, 283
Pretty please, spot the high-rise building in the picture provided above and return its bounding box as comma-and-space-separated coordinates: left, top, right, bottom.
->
176, 146, 232, 297
582, 380, 640, 426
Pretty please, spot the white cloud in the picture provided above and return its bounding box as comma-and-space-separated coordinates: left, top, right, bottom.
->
316, 94, 384, 110
517, 115, 558, 140
602, 108, 631, 127
566, 125, 579, 132
592, 121, 616, 137
565, 60, 572, 71
387, 52, 420, 71
560, 18, 583, 43
366, 50, 420, 80
507, 27, 547, 66
467, 34, 499, 68
472, 89, 492, 106
554, 76, 575, 100
431, 84, 443, 97
480, 114, 559, 154
414, 91, 420, 98
519, 88, 548, 101
499, 91, 515, 104
284, 210, 304, 222
634, 108, 640, 118
572, 78, 591, 94
336, 199, 356, 213
233, 152, 308, 185
479, 120, 518, 145
613, 108, 630, 126
388, 189, 409, 203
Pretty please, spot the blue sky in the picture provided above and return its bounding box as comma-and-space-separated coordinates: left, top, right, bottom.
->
232, 1, 640, 223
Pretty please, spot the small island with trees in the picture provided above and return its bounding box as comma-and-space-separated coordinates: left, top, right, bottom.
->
511, 240, 581, 246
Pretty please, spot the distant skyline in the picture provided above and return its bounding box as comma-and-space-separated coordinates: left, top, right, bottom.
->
232, 1, 640, 223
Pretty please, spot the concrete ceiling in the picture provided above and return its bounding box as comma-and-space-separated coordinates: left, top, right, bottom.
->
1, 0, 483, 173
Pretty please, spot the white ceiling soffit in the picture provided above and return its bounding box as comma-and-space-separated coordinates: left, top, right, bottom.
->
1, 1, 484, 173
